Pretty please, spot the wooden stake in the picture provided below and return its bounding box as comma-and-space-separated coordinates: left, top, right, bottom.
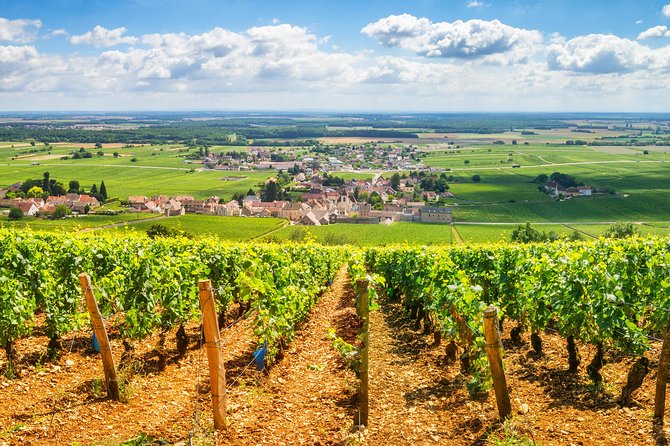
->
199, 279, 227, 431
78, 273, 120, 401
356, 279, 369, 426
483, 305, 511, 420
654, 311, 670, 422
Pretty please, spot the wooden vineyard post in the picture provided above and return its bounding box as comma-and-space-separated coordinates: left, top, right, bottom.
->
356, 279, 370, 426
78, 273, 120, 401
198, 279, 227, 431
483, 306, 511, 421
654, 311, 670, 422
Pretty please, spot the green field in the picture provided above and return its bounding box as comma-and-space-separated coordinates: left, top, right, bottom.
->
266, 222, 457, 245
3, 123, 670, 244
0, 142, 272, 200
0, 212, 157, 231
112, 215, 288, 240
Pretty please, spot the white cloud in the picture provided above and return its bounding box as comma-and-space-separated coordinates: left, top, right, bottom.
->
88, 24, 362, 92
636, 20, 643, 25
663, 4, 670, 17
8, 18, 670, 111
360, 56, 460, 84
547, 34, 654, 74
638, 25, 670, 40
70, 26, 138, 47
361, 14, 542, 63
0, 18, 41, 43
467, 1, 490, 8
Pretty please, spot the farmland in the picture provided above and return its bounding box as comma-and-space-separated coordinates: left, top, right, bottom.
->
2, 231, 670, 444
1, 113, 670, 243
115, 214, 288, 240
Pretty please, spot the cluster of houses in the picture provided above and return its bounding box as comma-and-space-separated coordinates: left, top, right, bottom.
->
128, 192, 451, 226
127, 173, 453, 226
544, 182, 592, 199
128, 195, 241, 217
202, 143, 427, 172
0, 192, 101, 216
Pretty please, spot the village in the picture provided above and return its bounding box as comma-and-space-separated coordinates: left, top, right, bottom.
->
125, 172, 453, 226
201, 141, 430, 173
0, 169, 454, 226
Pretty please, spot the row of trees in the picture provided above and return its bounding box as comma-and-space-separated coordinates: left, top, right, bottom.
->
8, 172, 108, 203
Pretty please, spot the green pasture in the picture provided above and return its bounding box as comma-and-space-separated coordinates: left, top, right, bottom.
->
265, 222, 456, 246
0, 212, 156, 231
113, 215, 288, 240
454, 223, 577, 243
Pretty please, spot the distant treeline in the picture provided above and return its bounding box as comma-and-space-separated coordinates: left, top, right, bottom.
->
0, 123, 417, 145
0, 126, 246, 146
5, 112, 670, 145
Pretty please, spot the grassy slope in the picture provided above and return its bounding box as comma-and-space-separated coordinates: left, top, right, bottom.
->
113, 215, 288, 240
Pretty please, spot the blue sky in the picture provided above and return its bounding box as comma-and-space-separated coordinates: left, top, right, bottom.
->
1, 0, 670, 111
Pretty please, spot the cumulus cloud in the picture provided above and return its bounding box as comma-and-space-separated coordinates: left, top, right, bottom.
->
360, 56, 460, 84
8, 17, 670, 110
89, 24, 361, 91
0, 18, 41, 43
546, 34, 654, 74
70, 25, 138, 47
361, 14, 542, 63
638, 25, 670, 39
663, 4, 670, 17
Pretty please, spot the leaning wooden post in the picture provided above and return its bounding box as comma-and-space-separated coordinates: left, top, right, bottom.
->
198, 279, 227, 431
654, 311, 670, 422
78, 273, 120, 401
356, 278, 370, 426
483, 305, 511, 420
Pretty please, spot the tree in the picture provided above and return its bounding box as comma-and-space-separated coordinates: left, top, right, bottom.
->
471, 174, 481, 183
27, 186, 44, 198
52, 205, 70, 220
8, 207, 23, 220
604, 223, 637, 239
90, 184, 98, 195
534, 174, 549, 184
99, 181, 107, 200
51, 182, 66, 196
68, 180, 80, 194
511, 223, 544, 243
146, 223, 190, 239
390, 173, 401, 190
511, 222, 561, 243
42, 171, 50, 191
261, 180, 284, 202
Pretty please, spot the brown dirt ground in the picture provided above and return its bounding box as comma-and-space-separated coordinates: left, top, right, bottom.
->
3, 271, 670, 446
366, 292, 669, 446
0, 267, 360, 445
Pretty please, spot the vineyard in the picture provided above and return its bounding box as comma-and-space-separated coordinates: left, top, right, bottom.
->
2, 230, 670, 444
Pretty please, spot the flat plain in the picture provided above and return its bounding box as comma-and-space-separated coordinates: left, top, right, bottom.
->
2, 118, 670, 243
